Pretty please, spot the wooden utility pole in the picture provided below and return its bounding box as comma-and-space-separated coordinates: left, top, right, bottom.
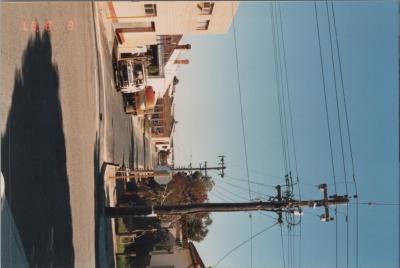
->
109, 155, 226, 180
172, 162, 225, 176
173, 155, 226, 177
105, 194, 349, 218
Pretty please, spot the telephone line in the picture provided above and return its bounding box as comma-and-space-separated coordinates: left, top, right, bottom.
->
218, 178, 274, 199
314, 2, 339, 267
280, 224, 287, 268
274, 1, 292, 177
214, 184, 249, 202
270, 1, 289, 177
232, 5, 254, 267
213, 223, 278, 268
224, 173, 276, 188
324, 2, 350, 267
329, 2, 359, 267
277, 1, 302, 200
229, 163, 282, 179
276, 4, 303, 267
213, 188, 240, 203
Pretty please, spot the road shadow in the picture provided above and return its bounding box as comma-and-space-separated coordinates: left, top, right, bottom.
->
1, 30, 74, 267
94, 137, 115, 268
93, 134, 101, 267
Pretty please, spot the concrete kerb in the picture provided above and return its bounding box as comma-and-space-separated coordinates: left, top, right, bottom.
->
92, 4, 112, 265
95, 2, 115, 54
92, 2, 108, 162
102, 162, 120, 207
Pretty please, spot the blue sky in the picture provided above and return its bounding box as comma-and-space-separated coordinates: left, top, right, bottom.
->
173, 1, 398, 268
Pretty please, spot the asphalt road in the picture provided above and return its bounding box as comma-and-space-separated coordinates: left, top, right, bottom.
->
96, 9, 152, 170
0, 3, 141, 267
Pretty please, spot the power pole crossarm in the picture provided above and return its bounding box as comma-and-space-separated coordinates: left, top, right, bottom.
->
171, 166, 226, 172
296, 196, 349, 208
105, 196, 349, 218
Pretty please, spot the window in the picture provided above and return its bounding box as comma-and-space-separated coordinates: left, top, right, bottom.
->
197, 2, 214, 15
152, 126, 164, 133
196, 20, 210, 31
152, 120, 164, 126
144, 4, 157, 16
154, 106, 163, 113
152, 114, 161, 119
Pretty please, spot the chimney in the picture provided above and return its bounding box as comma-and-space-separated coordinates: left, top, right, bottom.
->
175, 44, 191, 50
174, 59, 189, 65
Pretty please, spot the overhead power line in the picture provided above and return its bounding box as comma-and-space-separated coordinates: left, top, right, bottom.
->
231, 0, 252, 202
313, 2, 339, 268
232, 4, 254, 267
329, 2, 360, 268
324, 2, 351, 267
224, 173, 276, 188
280, 224, 287, 268
214, 183, 249, 201
213, 188, 240, 203
209, 192, 233, 203
229, 162, 282, 179
277, 0, 302, 201
270, 1, 288, 178
213, 223, 278, 268
276, 4, 303, 267
350, 202, 400, 206
218, 179, 274, 201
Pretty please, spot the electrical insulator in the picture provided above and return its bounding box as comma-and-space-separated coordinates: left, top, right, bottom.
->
294, 208, 303, 216
318, 183, 327, 191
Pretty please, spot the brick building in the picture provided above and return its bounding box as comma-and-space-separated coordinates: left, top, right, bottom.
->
151, 83, 176, 152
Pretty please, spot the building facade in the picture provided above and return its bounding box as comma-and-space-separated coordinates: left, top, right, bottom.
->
145, 37, 190, 97
151, 83, 176, 152
148, 242, 205, 268
108, 1, 239, 49
109, 1, 239, 100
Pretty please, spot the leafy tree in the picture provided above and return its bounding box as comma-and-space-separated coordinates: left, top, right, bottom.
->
161, 171, 214, 242
186, 213, 213, 242
163, 171, 214, 205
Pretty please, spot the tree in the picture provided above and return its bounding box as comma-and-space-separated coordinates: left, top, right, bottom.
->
117, 171, 215, 241
186, 213, 213, 242
163, 171, 214, 205
161, 171, 214, 242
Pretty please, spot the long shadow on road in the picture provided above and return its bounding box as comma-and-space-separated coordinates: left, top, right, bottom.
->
94, 135, 112, 268
1, 30, 74, 267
